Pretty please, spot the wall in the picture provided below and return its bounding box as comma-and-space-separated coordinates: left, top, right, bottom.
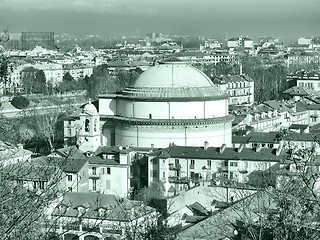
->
114, 122, 232, 148
116, 99, 228, 119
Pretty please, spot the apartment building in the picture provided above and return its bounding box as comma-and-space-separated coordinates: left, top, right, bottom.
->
214, 74, 254, 106
148, 144, 283, 195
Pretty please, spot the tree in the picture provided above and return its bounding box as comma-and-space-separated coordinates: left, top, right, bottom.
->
114, 68, 140, 89
11, 95, 30, 109
21, 67, 38, 94
0, 27, 10, 84
231, 146, 320, 240
20, 103, 74, 153
58, 72, 75, 93
84, 64, 116, 99
34, 70, 47, 94
20, 68, 47, 94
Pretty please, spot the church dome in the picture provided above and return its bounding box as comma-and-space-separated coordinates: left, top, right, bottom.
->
121, 62, 225, 99
133, 62, 214, 88
83, 102, 97, 114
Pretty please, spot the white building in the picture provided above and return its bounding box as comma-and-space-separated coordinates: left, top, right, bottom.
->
148, 144, 283, 195
98, 62, 234, 148
298, 37, 312, 45
214, 74, 254, 106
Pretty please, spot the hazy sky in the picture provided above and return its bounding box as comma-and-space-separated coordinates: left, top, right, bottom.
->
0, 0, 319, 40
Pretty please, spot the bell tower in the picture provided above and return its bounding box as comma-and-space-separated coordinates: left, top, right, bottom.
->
78, 101, 101, 153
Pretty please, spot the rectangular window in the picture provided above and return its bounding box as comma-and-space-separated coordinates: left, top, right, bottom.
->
190, 159, 195, 169
68, 187, 72, 192
39, 181, 45, 190
207, 160, 211, 166
107, 167, 111, 175
67, 175, 72, 181
230, 171, 234, 179
230, 162, 238, 167
163, 172, 165, 179
92, 167, 96, 175
175, 159, 179, 165
153, 170, 157, 178
102, 168, 105, 175
93, 179, 97, 191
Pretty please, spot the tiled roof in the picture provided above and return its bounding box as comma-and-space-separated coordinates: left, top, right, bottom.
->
263, 100, 291, 112
88, 156, 120, 165
232, 135, 251, 144
178, 191, 276, 239
187, 202, 210, 216
283, 86, 316, 96
289, 124, 309, 130
296, 101, 320, 110
94, 146, 123, 156
59, 157, 87, 173
53, 192, 155, 221
232, 115, 247, 126
0, 141, 32, 160
214, 75, 253, 83
11, 157, 59, 181
151, 145, 284, 162
53, 146, 85, 160
245, 132, 279, 143
107, 61, 131, 67
232, 131, 320, 143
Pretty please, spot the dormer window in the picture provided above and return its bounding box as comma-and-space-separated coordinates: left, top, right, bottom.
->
98, 208, 105, 217
77, 206, 87, 217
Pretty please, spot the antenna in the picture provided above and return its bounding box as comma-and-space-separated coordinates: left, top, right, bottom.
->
225, 27, 229, 41
172, 64, 174, 88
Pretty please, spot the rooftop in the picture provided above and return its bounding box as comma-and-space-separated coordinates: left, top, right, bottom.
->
149, 145, 285, 162
53, 192, 155, 221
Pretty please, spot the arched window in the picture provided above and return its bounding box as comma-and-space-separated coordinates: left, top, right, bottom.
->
85, 119, 90, 132
94, 119, 97, 131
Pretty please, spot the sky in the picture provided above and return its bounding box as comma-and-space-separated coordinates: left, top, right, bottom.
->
0, 0, 319, 40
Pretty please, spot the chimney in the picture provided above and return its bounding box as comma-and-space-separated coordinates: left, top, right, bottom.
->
219, 144, 226, 153
276, 145, 282, 156
204, 141, 209, 150
255, 143, 261, 152
17, 143, 24, 149
150, 143, 154, 152
238, 144, 244, 153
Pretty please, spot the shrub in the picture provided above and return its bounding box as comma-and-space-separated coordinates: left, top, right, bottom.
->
11, 96, 30, 109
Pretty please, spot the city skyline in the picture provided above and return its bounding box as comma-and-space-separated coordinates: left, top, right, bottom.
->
0, 0, 320, 41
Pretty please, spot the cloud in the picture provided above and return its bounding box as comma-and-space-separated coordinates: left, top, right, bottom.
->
0, 0, 159, 16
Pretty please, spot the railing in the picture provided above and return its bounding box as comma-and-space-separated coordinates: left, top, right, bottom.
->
89, 172, 100, 178
168, 163, 181, 171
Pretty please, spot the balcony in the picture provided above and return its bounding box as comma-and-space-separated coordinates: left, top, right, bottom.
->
89, 172, 100, 178
168, 163, 181, 171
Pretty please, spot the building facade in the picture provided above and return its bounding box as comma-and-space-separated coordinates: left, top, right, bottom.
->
214, 74, 254, 106
98, 62, 234, 148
